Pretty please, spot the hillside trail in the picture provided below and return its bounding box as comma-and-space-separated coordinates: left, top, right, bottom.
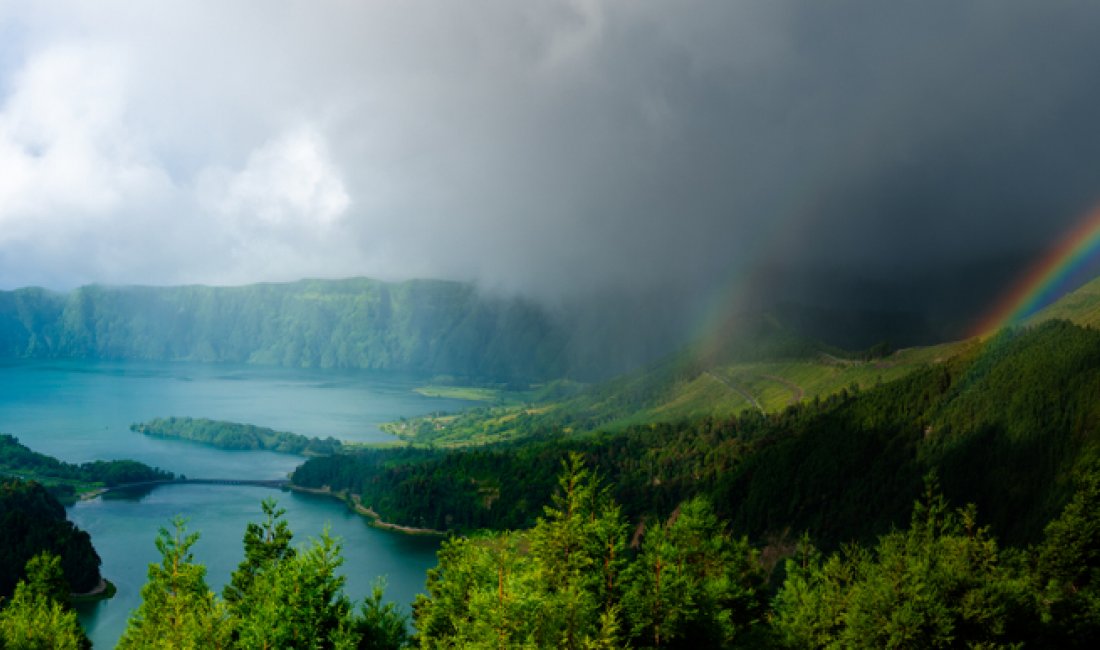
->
704, 371, 764, 413
760, 374, 805, 405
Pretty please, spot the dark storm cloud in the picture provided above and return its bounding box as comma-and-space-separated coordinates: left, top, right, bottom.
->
2, 0, 1100, 334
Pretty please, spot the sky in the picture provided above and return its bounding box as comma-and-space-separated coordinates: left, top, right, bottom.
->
3, 0, 1100, 335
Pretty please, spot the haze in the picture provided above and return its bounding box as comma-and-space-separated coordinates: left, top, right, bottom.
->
3, 0, 1100, 336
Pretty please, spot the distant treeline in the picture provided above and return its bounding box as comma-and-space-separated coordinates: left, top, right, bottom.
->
0, 279, 569, 382
292, 320, 1100, 550
132, 417, 341, 456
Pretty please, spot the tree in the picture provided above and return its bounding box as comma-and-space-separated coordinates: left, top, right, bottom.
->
528, 453, 627, 648
623, 497, 767, 648
772, 477, 1033, 648
1035, 463, 1100, 645
117, 517, 230, 649
355, 579, 409, 650
232, 530, 359, 649
413, 454, 627, 649
22, 552, 71, 606
0, 554, 89, 650
224, 497, 296, 606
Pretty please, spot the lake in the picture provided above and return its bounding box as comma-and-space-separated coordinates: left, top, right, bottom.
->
0, 359, 474, 648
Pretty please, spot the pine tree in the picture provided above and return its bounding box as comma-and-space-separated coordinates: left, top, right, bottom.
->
355, 579, 409, 650
771, 476, 1033, 648
413, 454, 628, 649
117, 517, 230, 649
1036, 463, 1100, 645
232, 529, 359, 649
224, 497, 296, 607
529, 453, 626, 649
0, 554, 89, 650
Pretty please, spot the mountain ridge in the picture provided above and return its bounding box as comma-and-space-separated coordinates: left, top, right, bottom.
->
0, 278, 571, 382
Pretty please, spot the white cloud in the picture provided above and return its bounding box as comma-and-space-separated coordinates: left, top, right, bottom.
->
0, 0, 1097, 311
0, 43, 172, 234
199, 126, 350, 230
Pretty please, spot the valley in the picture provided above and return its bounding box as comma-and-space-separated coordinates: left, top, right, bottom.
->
5, 3, 1100, 646
4, 277, 1100, 648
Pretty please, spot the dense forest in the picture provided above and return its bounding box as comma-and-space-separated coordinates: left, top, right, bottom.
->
407, 456, 1100, 648
9, 458, 1096, 648
132, 417, 342, 456
0, 278, 704, 383
0, 479, 102, 600
293, 320, 1100, 551
0, 552, 93, 649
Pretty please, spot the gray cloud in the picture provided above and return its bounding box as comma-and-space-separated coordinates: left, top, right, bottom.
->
1, 0, 1100, 336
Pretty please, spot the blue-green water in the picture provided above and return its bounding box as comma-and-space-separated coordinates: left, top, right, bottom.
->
0, 359, 470, 648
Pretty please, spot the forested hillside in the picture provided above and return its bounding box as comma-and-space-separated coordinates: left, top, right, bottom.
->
293, 320, 1100, 551
407, 456, 1100, 648
383, 315, 963, 447
0, 479, 103, 599
68, 458, 1100, 648
0, 279, 568, 381
1, 434, 175, 502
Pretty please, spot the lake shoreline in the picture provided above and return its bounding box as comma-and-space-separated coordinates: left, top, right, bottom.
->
6, 359, 452, 649
70, 578, 116, 603
288, 484, 447, 537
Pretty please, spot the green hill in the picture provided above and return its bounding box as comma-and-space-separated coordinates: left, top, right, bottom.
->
384, 311, 967, 446
385, 269, 1100, 448
0, 434, 174, 502
1, 478, 103, 599
0, 278, 570, 381
295, 319, 1100, 549
1026, 275, 1100, 328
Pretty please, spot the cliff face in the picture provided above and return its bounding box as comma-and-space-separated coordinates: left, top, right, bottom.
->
0, 278, 569, 382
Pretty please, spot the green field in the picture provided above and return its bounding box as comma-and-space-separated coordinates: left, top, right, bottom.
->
381, 336, 971, 447
378, 273, 1100, 450
412, 385, 502, 401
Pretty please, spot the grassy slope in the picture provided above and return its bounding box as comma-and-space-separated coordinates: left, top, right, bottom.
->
376, 276, 1100, 448
384, 313, 970, 446
303, 319, 1100, 548
1027, 275, 1100, 328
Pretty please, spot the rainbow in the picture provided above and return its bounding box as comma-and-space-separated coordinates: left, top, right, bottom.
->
971, 205, 1100, 338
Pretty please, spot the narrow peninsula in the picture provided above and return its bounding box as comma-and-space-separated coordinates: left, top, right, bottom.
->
131, 417, 342, 456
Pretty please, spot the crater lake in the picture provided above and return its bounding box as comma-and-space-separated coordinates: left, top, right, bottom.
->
0, 359, 477, 647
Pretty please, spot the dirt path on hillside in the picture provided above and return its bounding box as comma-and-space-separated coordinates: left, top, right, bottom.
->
760, 374, 805, 405
705, 371, 764, 413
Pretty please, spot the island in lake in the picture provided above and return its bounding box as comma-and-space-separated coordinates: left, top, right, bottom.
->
131, 417, 342, 456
